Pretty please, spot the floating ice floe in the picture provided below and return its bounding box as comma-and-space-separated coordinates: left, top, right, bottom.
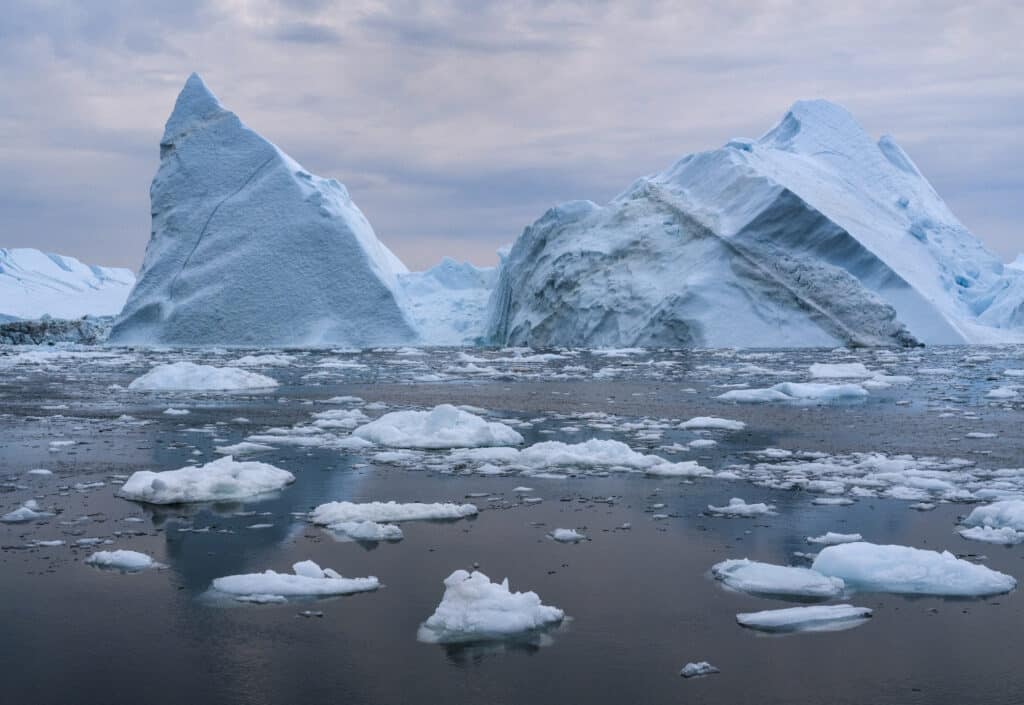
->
352, 404, 524, 448
118, 456, 294, 504
725, 450, 1011, 504
718, 382, 868, 403
210, 560, 379, 601
958, 501, 1024, 545
711, 559, 845, 599
448, 438, 711, 478
324, 520, 404, 542
986, 386, 1019, 400
27, 468, 53, 476
707, 498, 776, 517
128, 362, 278, 391
549, 528, 586, 543
807, 532, 863, 546
417, 569, 564, 644
1, 501, 53, 523
811, 542, 1016, 596
86, 550, 162, 572
679, 416, 746, 431
680, 662, 720, 678
809, 362, 875, 379
736, 604, 872, 633
310, 501, 478, 529
214, 441, 274, 456
163, 408, 190, 416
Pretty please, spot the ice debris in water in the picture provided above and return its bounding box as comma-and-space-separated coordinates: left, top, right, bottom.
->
718, 382, 868, 403
118, 456, 294, 504
1, 502, 53, 523
711, 559, 845, 599
679, 416, 746, 431
707, 498, 776, 517
549, 528, 586, 543
959, 500, 1024, 545
448, 438, 711, 477
324, 520, 404, 542
807, 532, 863, 545
680, 661, 720, 678
86, 550, 162, 572
417, 569, 564, 644
128, 362, 278, 391
352, 404, 524, 448
211, 560, 379, 601
811, 542, 1016, 596
310, 501, 478, 528
736, 604, 873, 633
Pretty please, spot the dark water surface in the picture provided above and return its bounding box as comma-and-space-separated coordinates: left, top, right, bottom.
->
1, 345, 1022, 705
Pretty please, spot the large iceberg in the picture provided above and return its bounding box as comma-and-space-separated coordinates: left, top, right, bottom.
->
486, 100, 1024, 347
109, 73, 417, 346
0, 248, 134, 321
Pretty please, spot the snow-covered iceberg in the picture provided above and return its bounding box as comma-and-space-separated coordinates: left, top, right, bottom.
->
417, 569, 564, 643
486, 99, 1024, 347
118, 456, 294, 504
0, 248, 134, 321
109, 73, 417, 347
811, 542, 1016, 596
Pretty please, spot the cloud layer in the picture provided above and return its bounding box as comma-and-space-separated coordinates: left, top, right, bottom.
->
1, 0, 1021, 270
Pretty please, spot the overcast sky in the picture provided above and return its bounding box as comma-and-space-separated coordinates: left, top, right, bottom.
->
1, 0, 1021, 271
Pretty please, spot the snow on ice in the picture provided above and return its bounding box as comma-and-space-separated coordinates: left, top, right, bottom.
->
118, 456, 295, 504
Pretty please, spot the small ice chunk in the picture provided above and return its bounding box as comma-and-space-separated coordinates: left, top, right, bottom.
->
1, 504, 53, 523
163, 408, 190, 416
719, 382, 867, 403
417, 569, 564, 644
736, 604, 872, 633
679, 416, 746, 431
959, 501, 1024, 544
27, 468, 53, 476
811, 542, 1016, 596
807, 532, 863, 546
86, 550, 161, 572
711, 559, 844, 599
707, 498, 776, 517
118, 456, 294, 504
680, 661, 720, 678
549, 528, 586, 543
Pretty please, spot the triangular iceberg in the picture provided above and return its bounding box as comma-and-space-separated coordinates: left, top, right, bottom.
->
487, 100, 1024, 347
110, 73, 417, 346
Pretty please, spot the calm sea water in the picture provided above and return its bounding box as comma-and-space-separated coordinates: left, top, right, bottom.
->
1, 345, 1022, 705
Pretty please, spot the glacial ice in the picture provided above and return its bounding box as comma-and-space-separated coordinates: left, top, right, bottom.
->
128, 362, 278, 391
811, 542, 1016, 596
486, 99, 1024, 348
109, 73, 417, 346
417, 569, 564, 644
679, 662, 720, 678
711, 559, 845, 599
736, 604, 872, 633
707, 498, 777, 517
118, 456, 295, 504
352, 404, 524, 449
679, 416, 747, 431
0, 248, 135, 321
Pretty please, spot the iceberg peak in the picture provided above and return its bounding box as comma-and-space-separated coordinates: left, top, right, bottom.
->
759, 98, 872, 154
162, 72, 229, 146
